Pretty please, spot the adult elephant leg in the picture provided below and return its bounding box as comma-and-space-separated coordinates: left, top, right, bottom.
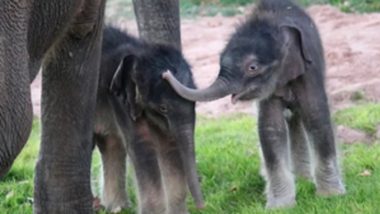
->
258, 98, 295, 209
0, 2, 33, 178
287, 112, 312, 180
133, 0, 181, 50
34, 0, 105, 213
96, 135, 129, 212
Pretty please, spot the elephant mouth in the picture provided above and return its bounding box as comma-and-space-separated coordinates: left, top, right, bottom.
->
231, 88, 259, 104
231, 93, 243, 104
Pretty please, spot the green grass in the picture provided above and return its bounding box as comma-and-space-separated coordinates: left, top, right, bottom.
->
334, 103, 380, 135
1, 104, 380, 213
299, 0, 380, 12
104, 0, 380, 21
180, 0, 380, 18
0, 119, 40, 213
180, 0, 251, 17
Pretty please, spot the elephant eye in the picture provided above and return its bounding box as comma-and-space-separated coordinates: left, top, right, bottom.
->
249, 64, 257, 71
245, 62, 261, 76
159, 104, 168, 113
248, 63, 258, 72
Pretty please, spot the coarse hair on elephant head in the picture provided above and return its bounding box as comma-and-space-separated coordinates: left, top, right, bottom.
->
108, 38, 204, 209
162, 0, 324, 104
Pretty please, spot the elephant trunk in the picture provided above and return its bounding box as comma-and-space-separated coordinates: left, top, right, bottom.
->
0, 37, 33, 178
175, 125, 204, 209
162, 71, 237, 102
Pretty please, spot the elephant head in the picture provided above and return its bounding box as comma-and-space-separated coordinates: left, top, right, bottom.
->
110, 44, 204, 209
162, 12, 315, 104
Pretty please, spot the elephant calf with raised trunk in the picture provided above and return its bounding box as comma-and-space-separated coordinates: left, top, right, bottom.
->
94, 26, 203, 214
163, 0, 345, 209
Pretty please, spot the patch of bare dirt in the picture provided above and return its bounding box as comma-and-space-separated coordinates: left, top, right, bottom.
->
30, 5, 380, 117
336, 125, 371, 144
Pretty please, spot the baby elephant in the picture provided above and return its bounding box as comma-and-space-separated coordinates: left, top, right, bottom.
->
163, 0, 345, 209
94, 26, 203, 214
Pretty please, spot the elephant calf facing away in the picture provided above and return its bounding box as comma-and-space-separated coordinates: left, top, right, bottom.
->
163, 0, 345, 209
94, 26, 203, 213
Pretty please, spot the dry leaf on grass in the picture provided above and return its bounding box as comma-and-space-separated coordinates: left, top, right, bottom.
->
358, 169, 372, 177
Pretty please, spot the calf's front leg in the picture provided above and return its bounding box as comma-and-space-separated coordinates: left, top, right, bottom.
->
258, 98, 295, 209
129, 131, 166, 214
158, 140, 188, 214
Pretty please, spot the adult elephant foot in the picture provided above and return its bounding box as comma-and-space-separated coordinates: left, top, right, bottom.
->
34, 156, 94, 213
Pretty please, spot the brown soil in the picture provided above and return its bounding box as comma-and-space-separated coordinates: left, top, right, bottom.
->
31, 5, 380, 117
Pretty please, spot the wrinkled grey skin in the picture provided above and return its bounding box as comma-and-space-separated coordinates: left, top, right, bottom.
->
163, 0, 345, 209
94, 26, 203, 214
133, 0, 181, 50
0, 0, 182, 213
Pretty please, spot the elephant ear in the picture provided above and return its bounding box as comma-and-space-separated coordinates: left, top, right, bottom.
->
280, 18, 314, 64
110, 55, 142, 121
276, 19, 314, 87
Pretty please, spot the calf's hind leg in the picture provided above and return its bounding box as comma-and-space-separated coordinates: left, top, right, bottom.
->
96, 135, 129, 212
287, 112, 312, 180
293, 77, 345, 196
